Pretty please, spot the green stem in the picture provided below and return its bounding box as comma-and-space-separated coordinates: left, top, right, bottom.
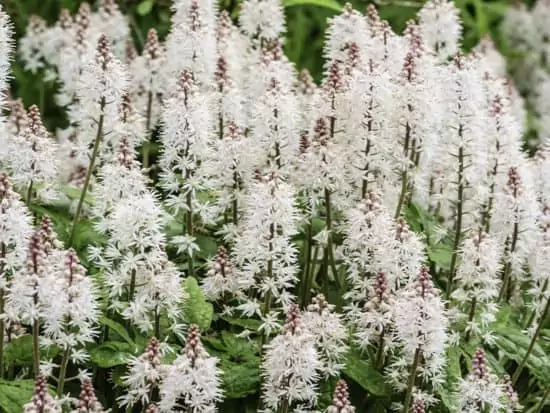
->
32, 318, 40, 378
361, 137, 372, 199
534, 386, 550, 413
464, 297, 477, 343
129, 269, 136, 302
142, 90, 153, 170
56, 348, 71, 395
0, 289, 4, 378
375, 329, 386, 370
0, 243, 5, 378
185, 189, 194, 277
154, 308, 161, 339
498, 221, 519, 302
394, 121, 411, 220
26, 180, 34, 206
402, 347, 422, 413
279, 398, 289, 413
260, 224, 275, 350
305, 245, 320, 305
447, 145, 464, 298
68, 100, 105, 247
301, 222, 313, 307
395, 169, 408, 220
512, 296, 550, 385
525, 280, 548, 329
323, 189, 333, 295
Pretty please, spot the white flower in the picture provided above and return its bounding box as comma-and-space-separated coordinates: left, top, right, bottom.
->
418, 0, 462, 61
302, 294, 348, 378
457, 349, 509, 413
158, 325, 222, 412
0, 4, 12, 93
391, 268, 448, 388
120, 337, 168, 407
240, 0, 285, 41
261, 305, 320, 411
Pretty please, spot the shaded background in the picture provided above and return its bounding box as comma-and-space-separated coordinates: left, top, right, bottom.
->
3, 0, 535, 133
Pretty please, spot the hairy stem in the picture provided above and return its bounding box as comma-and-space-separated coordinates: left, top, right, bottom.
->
0, 243, 5, 378
534, 386, 550, 413
32, 318, 40, 378
0, 289, 4, 378
402, 347, 422, 413
498, 220, 519, 302
464, 297, 477, 343
185, 185, 194, 277
56, 348, 71, 395
512, 296, 550, 385
525, 280, 548, 329
447, 145, 464, 298
323, 189, 334, 295
142, 90, 154, 170
301, 221, 313, 307
68, 98, 106, 247
26, 180, 34, 206
394, 121, 411, 219
375, 329, 386, 370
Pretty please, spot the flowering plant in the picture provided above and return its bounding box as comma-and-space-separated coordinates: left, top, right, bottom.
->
0, 1, 549, 413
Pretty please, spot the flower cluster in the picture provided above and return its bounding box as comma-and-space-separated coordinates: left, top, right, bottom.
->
0, 1, 546, 412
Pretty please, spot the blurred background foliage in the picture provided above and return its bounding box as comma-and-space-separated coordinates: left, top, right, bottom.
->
2, 0, 537, 132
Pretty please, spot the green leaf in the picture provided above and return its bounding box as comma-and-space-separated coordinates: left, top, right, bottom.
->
471, 0, 488, 34
220, 361, 261, 398
445, 346, 462, 385
59, 184, 93, 205
218, 333, 261, 398
0, 380, 36, 413
183, 277, 214, 331
222, 317, 262, 332
89, 341, 135, 368
2, 335, 33, 366
283, 0, 342, 12
343, 349, 390, 397
99, 316, 136, 348
2, 335, 59, 367
196, 235, 218, 259
220, 331, 259, 359
427, 244, 453, 271
137, 0, 155, 16
436, 346, 461, 410
494, 325, 550, 383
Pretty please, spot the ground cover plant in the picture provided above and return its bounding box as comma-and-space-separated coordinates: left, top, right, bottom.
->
0, 0, 549, 412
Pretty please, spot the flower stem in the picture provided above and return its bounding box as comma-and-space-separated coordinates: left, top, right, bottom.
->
512, 296, 550, 385
25, 180, 34, 206
0, 289, 5, 378
375, 329, 386, 370
402, 347, 422, 413
447, 146, 464, 298
534, 386, 550, 413
142, 91, 154, 170
323, 189, 337, 294
56, 348, 71, 395
185, 189, 195, 277
395, 121, 411, 220
32, 318, 40, 378
0, 243, 5, 378
525, 280, 548, 329
68, 99, 105, 247
498, 221, 519, 302
464, 297, 477, 343
301, 221, 313, 307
